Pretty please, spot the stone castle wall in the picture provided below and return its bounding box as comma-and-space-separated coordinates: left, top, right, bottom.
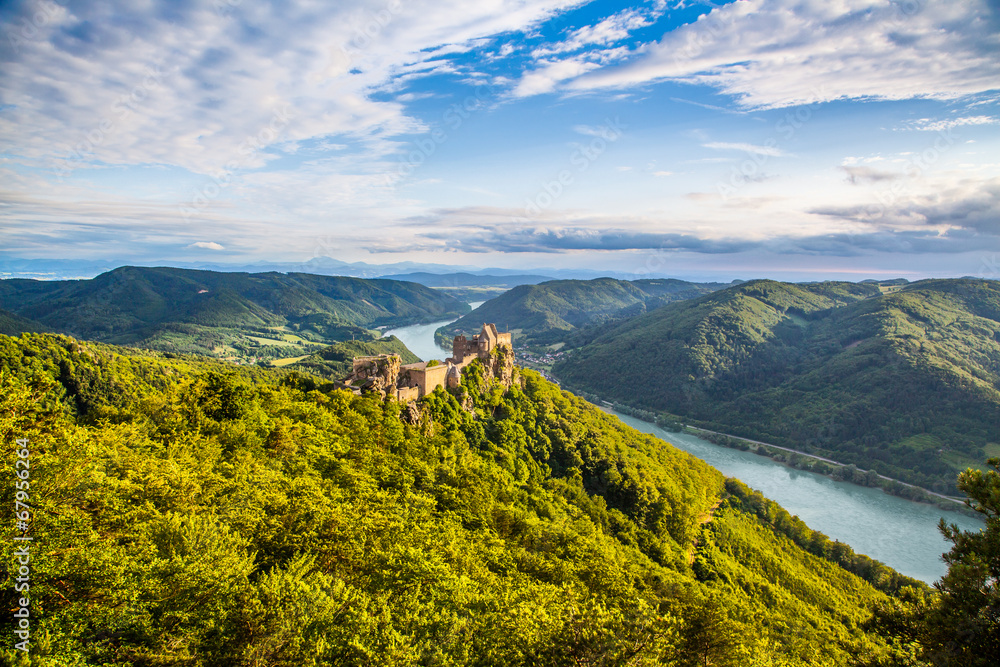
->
404, 362, 450, 397
396, 385, 420, 403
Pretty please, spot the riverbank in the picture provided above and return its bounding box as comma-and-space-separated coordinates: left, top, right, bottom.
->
685, 426, 966, 506
383, 301, 485, 363
682, 426, 980, 520
561, 383, 977, 519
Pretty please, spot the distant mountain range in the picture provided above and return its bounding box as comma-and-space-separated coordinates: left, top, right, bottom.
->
1, 254, 639, 282
553, 278, 1000, 495
0, 266, 465, 361
0, 254, 503, 280
379, 272, 554, 288
437, 277, 737, 347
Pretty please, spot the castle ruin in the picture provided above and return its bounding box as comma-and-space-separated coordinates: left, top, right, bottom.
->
451, 323, 512, 365
344, 323, 514, 401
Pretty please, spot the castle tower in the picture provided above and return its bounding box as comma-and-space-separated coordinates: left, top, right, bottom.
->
452, 334, 469, 363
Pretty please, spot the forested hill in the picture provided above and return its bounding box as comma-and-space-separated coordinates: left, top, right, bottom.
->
437, 277, 732, 347
0, 307, 49, 336
554, 278, 1000, 495
0, 332, 926, 665
0, 266, 464, 360
289, 335, 420, 379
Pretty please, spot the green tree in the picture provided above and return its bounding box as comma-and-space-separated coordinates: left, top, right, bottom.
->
921, 458, 1000, 665
673, 594, 743, 667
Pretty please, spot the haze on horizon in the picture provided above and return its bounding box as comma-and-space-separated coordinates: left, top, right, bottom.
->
1, 0, 999, 282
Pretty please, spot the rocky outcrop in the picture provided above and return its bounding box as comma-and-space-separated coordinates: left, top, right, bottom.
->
495, 344, 516, 387
401, 401, 422, 425
479, 343, 515, 389
345, 354, 401, 397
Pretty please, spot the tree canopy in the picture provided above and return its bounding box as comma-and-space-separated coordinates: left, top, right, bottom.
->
0, 333, 939, 665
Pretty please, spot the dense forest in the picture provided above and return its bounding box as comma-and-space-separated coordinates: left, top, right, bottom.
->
1, 331, 971, 665
437, 277, 733, 348
554, 279, 1000, 496
0, 267, 465, 363
289, 336, 420, 379
0, 308, 49, 336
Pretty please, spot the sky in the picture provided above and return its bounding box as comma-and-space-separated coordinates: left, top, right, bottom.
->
1, 0, 999, 282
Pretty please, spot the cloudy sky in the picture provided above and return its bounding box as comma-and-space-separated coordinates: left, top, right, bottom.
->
1, 0, 999, 281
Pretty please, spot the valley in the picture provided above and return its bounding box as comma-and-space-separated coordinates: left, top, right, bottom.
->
442, 277, 1000, 498
393, 308, 985, 583
2, 269, 996, 664
435, 277, 734, 348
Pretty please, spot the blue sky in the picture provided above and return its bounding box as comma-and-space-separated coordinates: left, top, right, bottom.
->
1, 0, 999, 281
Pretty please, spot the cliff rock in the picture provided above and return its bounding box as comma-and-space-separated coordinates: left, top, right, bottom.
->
347, 354, 402, 397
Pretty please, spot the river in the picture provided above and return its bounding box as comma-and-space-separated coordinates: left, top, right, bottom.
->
384, 306, 984, 583
382, 302, 485, 362
612, 412, 983, 583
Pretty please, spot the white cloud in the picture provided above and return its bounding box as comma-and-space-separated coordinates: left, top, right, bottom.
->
683, 156, 734, 164
812, 175, 1000, 237
704, 141, 789, 157
900, 116, 1000, 132
560, 0, 1000, 109
573, 123, 624, 138
367, 181, 1000, 256
840, 165, 898, 184
532, 8, 653, 57
3, 0, 997, 269
188, 241, 226, 250
0, 0, 587, 175
512, 6, 654, 98
513, 57, 601, 97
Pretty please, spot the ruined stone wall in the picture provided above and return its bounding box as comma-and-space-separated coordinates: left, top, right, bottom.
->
417, 363, 450, 396
396, 386, 420, 403
452, 353, 477, 368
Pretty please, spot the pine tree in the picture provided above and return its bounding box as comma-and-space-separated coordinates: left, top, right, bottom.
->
922, 458, 1000, 664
